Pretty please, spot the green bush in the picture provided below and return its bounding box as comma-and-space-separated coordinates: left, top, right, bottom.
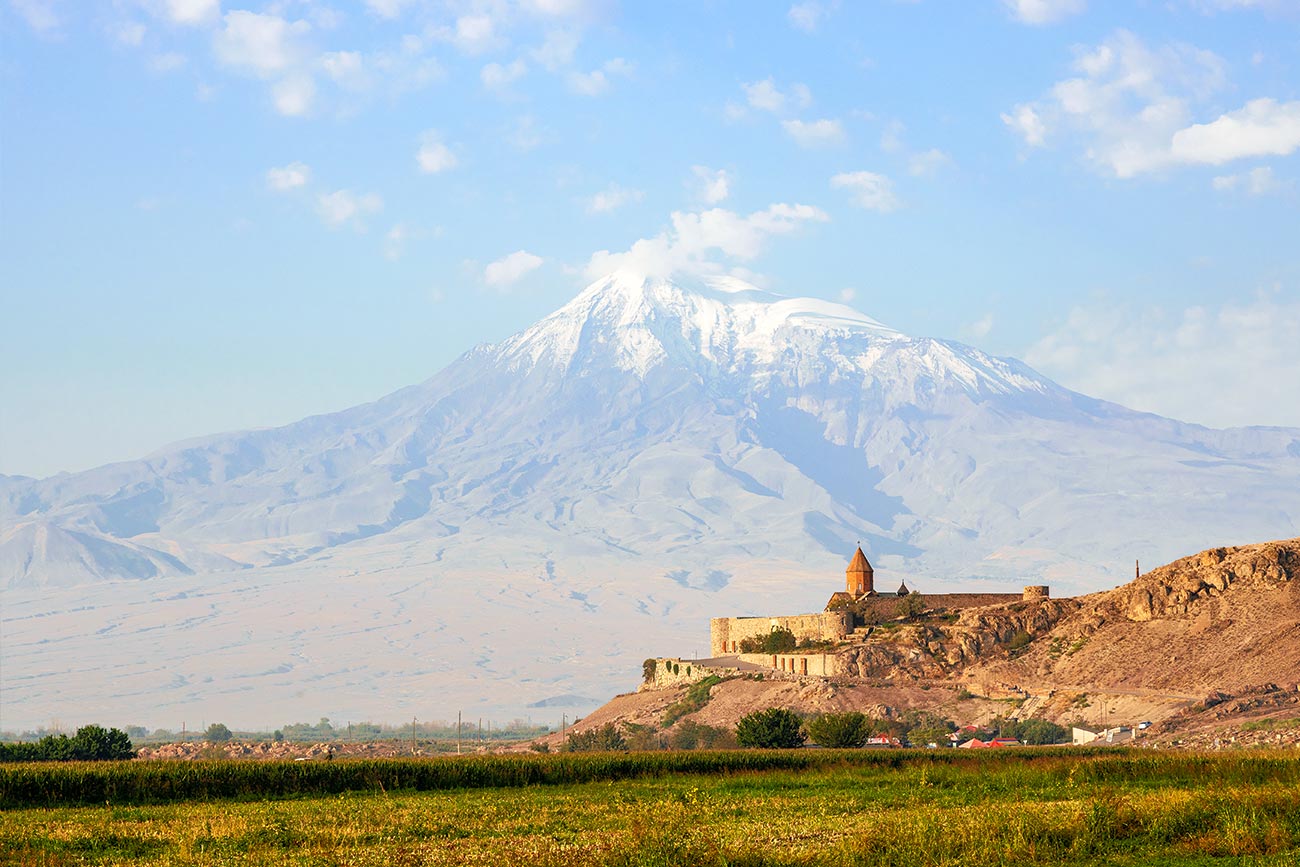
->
669, 720, 735, 751
735, 709, 806, 749
738, 628, 798, 654
642, 658, 657, 683
661, 675, 723, 727
806, 712, 873, 748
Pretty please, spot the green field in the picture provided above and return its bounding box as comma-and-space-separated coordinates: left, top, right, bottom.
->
3, 750, 1298, 866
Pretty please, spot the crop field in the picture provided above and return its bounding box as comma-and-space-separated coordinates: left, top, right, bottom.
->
3, 750, 1299, 866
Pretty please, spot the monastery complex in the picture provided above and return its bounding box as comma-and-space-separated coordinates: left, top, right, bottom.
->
710, 547, 1049, 657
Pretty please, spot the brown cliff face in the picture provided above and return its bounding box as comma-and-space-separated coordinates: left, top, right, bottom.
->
999, 538, 1300, 695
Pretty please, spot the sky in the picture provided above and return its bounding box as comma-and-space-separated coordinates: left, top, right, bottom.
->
2, 0, 1298, 479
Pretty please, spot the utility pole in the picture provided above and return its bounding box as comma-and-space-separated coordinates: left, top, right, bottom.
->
457, 711, 462, 756
411, 716, 417, 756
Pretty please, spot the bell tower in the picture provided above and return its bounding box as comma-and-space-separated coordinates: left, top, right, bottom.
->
846, 546, 874, 597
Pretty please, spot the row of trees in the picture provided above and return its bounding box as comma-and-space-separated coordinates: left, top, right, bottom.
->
563, 709, 1071, 752
0, 725, 135, 762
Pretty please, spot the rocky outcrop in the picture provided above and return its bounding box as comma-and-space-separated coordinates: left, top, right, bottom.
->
1111, 542, 1298, 622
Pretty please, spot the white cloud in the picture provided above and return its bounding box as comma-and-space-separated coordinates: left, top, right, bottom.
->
521, 0, 599, 15
364, 0, 412, 19
908, 148, 953, 176
484, 250, 544, 287
1211, 166, 1288, 195
316, 190, 382, 229
163, 0, 219, 26
568, 57, 632, 96
586, 183, 644, 214
149, 52, 187, 72
964, 313, 995, 339
831, 171, 899, 212
1170, 99, 1300, 164
384, 223, 409, 260
1001, 103, 1047, 147
272, 73, 315, 116
880, 119, 905, 153
482, 58, 527, 89
1002, 0, 1086, 25
692, 166, 731, 204
112, 21, 146, 46
741, 78, 812, 114
416, 131, 459, 174
265, 161, 311, 191
509, 114, 546, 151
1025, 292, 1300, 428
584, 203, 829, 279
1002, 29, 1239, 177
213, 10, 309, 77
782, 118, 845, 147
320, 50, 367, 90
11, 0, 59, 33
839, 287, 856, 303
531, 28, 579, 71
434, 13, 504, 55
788, 1, 835, 32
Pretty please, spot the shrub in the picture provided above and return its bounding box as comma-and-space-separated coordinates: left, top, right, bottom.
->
669, 720, 735, 751
735, 709, 805, 749
897, 593, 926, 620
643, 658, 658, 683
1006, 630, 1034, 655
806, 712, 872, 748
662, 675, 724, 727
563, 723, 628, 753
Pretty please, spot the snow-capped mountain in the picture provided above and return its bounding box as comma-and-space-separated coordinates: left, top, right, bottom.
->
3, 272, 1298, 730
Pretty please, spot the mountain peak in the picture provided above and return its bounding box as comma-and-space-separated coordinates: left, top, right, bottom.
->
494, 270, 905, 376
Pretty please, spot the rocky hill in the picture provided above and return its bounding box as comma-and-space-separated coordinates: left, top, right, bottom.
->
565, 538, 1300, 746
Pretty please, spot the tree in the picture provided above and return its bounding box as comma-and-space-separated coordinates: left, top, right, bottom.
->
1018, 719, 1069, 745
902, 710, 955, 747
71, 725, 135, 760
806, 712, 873, 748
735, 708, 806, 749
897, 593, 926, 620
205, 723, 233, 743
643, 658, 658, 683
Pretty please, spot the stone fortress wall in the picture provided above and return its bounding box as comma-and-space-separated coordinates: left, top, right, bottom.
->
710, 611, 850, 657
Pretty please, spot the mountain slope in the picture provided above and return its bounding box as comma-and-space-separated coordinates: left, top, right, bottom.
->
2, 272, 1298, 729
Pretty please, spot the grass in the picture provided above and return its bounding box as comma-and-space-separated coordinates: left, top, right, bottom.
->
2, 751, 1298, 865
1240, 717, 1300, 733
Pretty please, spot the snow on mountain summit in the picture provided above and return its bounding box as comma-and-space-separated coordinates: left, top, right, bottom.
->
493, 271, 900, 376
491, 271, 1041, 403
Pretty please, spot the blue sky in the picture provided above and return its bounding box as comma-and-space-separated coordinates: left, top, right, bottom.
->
2, 0, 1298, 478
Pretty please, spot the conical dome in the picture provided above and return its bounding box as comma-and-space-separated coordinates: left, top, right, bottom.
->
846, 546, 874, 596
